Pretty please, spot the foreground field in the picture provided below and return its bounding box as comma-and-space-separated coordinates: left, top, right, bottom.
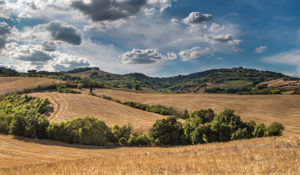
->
0, 135, 299, 174
0, 77, 61, 95
94, 89, 300, 135
31, 91, 165, 132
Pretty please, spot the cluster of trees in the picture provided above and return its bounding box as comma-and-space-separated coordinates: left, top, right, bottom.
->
150, 109, 284, 146
0, 95, 284, 147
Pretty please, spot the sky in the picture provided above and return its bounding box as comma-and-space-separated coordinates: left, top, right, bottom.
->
1, 0, 300, 77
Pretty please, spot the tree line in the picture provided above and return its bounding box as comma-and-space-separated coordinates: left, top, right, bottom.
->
0, 95, 284, 147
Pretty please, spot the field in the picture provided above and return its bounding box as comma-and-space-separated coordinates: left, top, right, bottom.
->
94, 89, 300, 135
0, 77, 61, 95
31, 90, 166, 132
0, 134, 299, 175
1, 77, 300, 174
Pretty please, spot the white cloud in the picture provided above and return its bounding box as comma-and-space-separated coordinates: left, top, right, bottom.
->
263, 49, 300, 75
183, 12, 213, 24
121, 48, 165, 64
167, 52, 177, 60
179, 47, 211, 61
255, 46, 267, 53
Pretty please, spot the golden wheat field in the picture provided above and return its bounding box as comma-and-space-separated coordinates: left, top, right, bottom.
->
0, 77, 61, 95
0, 134, 299, 175
31, 90, 166, 132
93, 89, 300, 135
1, 78, 300, 174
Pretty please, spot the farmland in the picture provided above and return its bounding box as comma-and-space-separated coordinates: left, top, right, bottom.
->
0, 77, 61, 95
31, 90, 166, 132
0, 135, 299, 174
94, 89, 300, 135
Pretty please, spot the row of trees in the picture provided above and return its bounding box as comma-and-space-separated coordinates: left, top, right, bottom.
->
150, 109, 284, 146
0, 95, 284, 147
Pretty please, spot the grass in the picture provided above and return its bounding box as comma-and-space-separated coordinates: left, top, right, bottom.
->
0, 135, 299, 174
30, 90, 166, 133
93, 89, 300, 135
0, 77, 62, 95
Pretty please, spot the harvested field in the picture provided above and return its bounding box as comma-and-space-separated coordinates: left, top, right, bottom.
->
0, 77, 61, 95
31, 91, 166, 132
94, 89, 300, 135
0, 135, 299, 175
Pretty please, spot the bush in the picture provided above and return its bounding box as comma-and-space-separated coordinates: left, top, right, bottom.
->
267, 122, 284, 136
112, 124, 132, 145
270, 89, 281, 94
149, 116, 185, 146
47, 117, 114, 146
252, 123, 266, 137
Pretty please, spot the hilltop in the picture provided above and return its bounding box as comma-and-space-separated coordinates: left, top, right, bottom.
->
1, 66, 299, 94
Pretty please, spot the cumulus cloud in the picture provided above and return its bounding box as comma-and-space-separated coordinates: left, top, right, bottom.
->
0, 22, 10, 49
42, 41, 57, 52
2, 42, 90, 72
167, 52, 177, 60
121, 48, 166, 64
46, 22, 82, 45
183, 12, 213, 24
255, 46, 267, 53
179, 47, 211, 61
71, 0, 147, 22
47, 54, 90, 71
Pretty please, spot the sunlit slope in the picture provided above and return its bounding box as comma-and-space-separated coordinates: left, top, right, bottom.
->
94, 89, 300, 135
31, 91, 166, 132
0, 77, 61, 95
0, 135, 299, 175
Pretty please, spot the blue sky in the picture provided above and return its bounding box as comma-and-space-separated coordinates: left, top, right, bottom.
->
1, 0, 300, 77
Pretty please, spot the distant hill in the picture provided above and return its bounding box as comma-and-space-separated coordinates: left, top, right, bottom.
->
79, 67, 299, 93
1, 66, 299, 94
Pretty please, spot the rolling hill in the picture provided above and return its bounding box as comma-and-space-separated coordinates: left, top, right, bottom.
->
30, 90, 166, 132
93, 89, 300, 135
2, 66, 299, 94
0, 135, 299, 174
0, 77, 61, 95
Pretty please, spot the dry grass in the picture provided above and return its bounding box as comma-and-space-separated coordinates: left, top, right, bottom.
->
0, 77, 61, 95
258, 78, 300, 88
31, 90, 166, 132
93, 89, 300, 135
0, 135, 299, 175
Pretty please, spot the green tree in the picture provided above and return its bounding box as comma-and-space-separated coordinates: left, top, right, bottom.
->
149, 116, 185, 146
267, 122, 284, 136
252, 123, 266, 137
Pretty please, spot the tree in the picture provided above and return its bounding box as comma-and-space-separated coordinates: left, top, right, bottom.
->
252, 123, 266, 137
149, 116, 185, 146
267, 122, 284, 136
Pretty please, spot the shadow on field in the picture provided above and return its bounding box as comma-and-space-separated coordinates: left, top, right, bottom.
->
11, 135, 121, 150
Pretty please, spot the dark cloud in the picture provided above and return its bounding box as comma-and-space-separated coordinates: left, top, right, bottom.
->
0, 21, 10, 49
46, 22, 81, 45
122, 48, 164, 64
42, 41, 57, 52
71, 0, 147, 22
16, 51, 53, 65
183, 12, 213, 24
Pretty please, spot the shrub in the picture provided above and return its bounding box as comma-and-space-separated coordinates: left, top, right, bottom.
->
270, 89, 281, 94
149, 116, 185, 146
252, 123, 266, 137
267, 122, 284, 136
112, 124, 132, 145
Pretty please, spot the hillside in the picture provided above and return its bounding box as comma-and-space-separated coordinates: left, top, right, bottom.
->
69, 67, 300, 93
1, 67, 300, 94
0, 135, 299, 174
94, 89, 300, 135
30, 90, 166, 132
0, 77, 61, 95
